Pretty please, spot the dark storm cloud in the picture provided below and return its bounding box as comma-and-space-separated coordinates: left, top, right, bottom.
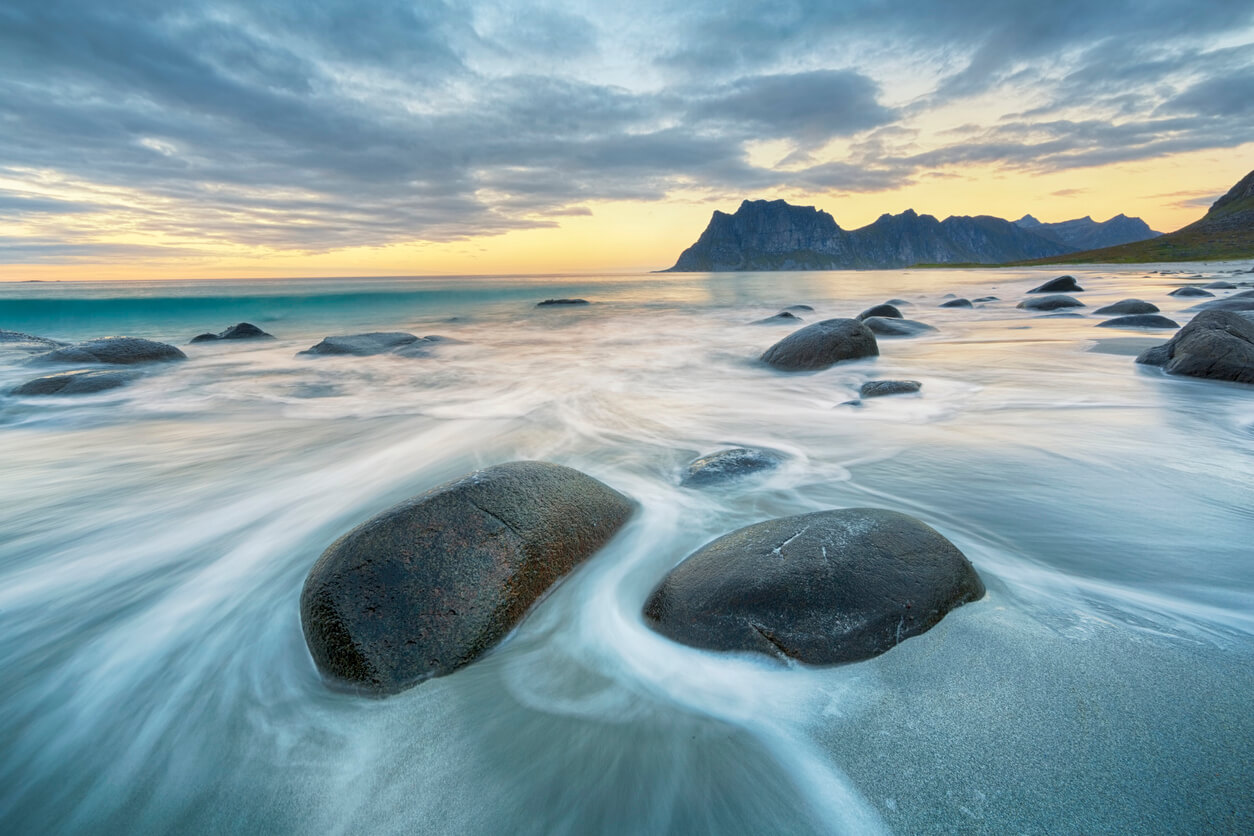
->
1, 0, 1251, 261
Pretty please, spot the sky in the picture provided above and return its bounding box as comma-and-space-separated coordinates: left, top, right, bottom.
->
2, 0, 1253, 280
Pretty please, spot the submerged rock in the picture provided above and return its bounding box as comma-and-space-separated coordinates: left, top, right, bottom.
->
860, 380, 922, 398
643, 508, 985, 664
973, 296, 999, 303
1095, 299, 1159, 316
680, 448, 782, 487
299, 332, 424, 357
0, 330, 67, 354
536, 298, 590, 307
1029, 275, 1084, 293
1205, 281, 1237, 289
862, 317, 937, 338
857, 304, 903, 321
190, 322, 275, 343
783, 304, 814, 312
34, 337, 187, 365
939, 298, 973, 309
752, 311, 802, 325
760, 318, 878, 371
1192, 296, 1254, 313
1017, 294, 1085, 311
1095, 315, 1179, 330
300, 461, 635, 695
1136, 310, 1254, 384
1168, 287, 1213, 298
11, 369, 138, 396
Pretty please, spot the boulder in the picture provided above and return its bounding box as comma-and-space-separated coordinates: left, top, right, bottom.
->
857, 303, 903, 321
1205, 281, 1237, 289
1095, 315, 1179, 330
643, 508, 985, 664
1029, 275, 1084, 293
862, 317, 937, 338
11, 369, 138, 396
33, 337, 187, 365
680, 448, 782, 488
0, 330, 67, 353
1017, 294, 1085, 311
300, 461, 635, 694
860, 380, 922, 398
189, 322, 275, 343
1095, 299, 1159, 315
299, 332, 425, 357
760, 318, 878, 371
1136, 310, 1254, 384
1190, 298, 1254, 313
536, 298, 590, 306
752, 312, 802, 325
973, 296, 999, 302
1168, 287, 1213, 298
939, 298, 973, 308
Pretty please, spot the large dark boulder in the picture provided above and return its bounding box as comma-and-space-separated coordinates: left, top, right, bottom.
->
857, 303, 903, 321
680, 448, 782, 487
1029, 275, 1084, 293
299, 332, 425, 357
862, 317, 937, 338
760, 318, 878, 371
1095, 315, 1178, 330
33, 337, 187, 365
300, 461, 635, 694
11, 369, 138, 396
1095, 299, 1158, 315
190, 322, 275, 343
1017, 294, 1085, 311
1136, 310, 1254, 384
643, 508, 984, 664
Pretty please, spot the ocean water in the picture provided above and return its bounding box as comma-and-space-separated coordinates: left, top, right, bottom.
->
1, 266, 1252, 835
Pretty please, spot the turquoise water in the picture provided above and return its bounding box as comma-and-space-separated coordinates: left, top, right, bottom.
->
1, 266, 1252, 834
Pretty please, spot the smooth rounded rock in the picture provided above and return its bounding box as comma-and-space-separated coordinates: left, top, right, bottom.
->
1192, 298, 1254, 313
1205, 281, 1237, 289
760, 318, 878, 371
190, 322, 275, 343
1095, 299, 1159, 316
862, 317, 937, 338
34, 337, 187, 365
301, 461, 635, 694
643, 508, 985, 664
939, 298, 973, 308
860, 380, 921, 398
857, 304, 903, 321
1030, 275, 1084, 293
1017, 295, 1085, 311
12, 369, 139, 396
1136, 310, 1254, 384
1168, 287, 1213, 298
1095, 315, 1179, 330
0, 330, 67, 354
680, 448, 782, 487
299, 332, 423, 356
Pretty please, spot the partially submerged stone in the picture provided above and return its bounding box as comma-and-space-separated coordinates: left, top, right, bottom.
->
862, 317, 937, 338
299, 332, 425, 356
1136, 310, 1254, 384
1095, 299, 1159, 316
680, 448, 782, 487
857, 304, 903, 321
860, 380, 921, 398
939, 298, 973, 309
33, 337, 187, 365
760, 318, 878, 371
1095, 315, 1178, 330
190, 322, 275, 343
1029, 275, 1084, 293
11, 369, 139, 396
536, 298, 590, 307
1017, 295, 1085, 312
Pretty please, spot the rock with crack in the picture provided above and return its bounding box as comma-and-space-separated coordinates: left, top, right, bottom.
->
300, 461, 635, 694
643, 508, 984, 664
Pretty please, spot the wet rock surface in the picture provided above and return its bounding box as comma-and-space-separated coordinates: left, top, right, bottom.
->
1095, 299, 1159, 315
33, 337, 187, 365
301, 461, 636, 695
643, 508, 985, 664
299, 332, 431, 357
11, 369, 139, 396
1136, 310, 1254, 384
1029, 276, 1084, 293
860, 380, 922, 398
760, 318, 878, 371
862, 317, 937, 338
939, 298, 973, 309
680, 448, 782, 487
1095, 315, 1179, 330
1017, 295, 1085, 311
1168, 287, 1213, 298
190, 322, 275, 343
752, 312, 802, 325
857, 304, 903, 321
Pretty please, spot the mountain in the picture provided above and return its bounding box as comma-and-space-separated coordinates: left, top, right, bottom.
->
1013, 214, 1160, 250
665, 200, 1074, 271
1018, 169, 1254, 265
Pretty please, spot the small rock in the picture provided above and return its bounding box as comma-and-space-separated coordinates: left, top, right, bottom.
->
860, 380, 922, 398
973, 296, 999, 303
784, 304, 814, 312
189, 322, 275, 343
884, 299, 910, 306
752, 312, 802, 325
1168, 287, 1213, 298
1029, 275, 1084, 293
536, 298, 590, 306
1017, 295, 1085, 311
939, 298, 973, 308
1095, 315, 1179, 330
299, 332, 424, 357
33, 337, 187, 365
1205, 281, 1237, 289
857, 304, 903, 321
760, 319, 878, 371
862, 317, 937, 338
680, 448, 782, 487
1136, 310, 1254, 384
1095, 299, 1159, 315
643, 508, 985, 664
11, 369, 139, 396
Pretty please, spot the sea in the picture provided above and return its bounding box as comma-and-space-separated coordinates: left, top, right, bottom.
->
1, 265, 1252, 834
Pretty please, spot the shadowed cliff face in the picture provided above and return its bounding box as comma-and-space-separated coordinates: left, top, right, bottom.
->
666, 200, 1077, 271
1014, 214, 1161, 251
